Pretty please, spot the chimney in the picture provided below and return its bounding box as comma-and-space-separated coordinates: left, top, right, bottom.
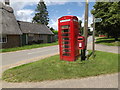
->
5, 0, 10, 6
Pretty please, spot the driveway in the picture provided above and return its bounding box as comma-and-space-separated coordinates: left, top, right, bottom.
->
2, 73, 118, 88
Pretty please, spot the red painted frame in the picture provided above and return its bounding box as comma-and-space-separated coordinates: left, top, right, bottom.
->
58, 16, 79, 61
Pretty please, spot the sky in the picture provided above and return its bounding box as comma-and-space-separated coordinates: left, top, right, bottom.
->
0, 0, 95, 30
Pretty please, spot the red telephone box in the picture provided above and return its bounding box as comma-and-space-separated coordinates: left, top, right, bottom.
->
58, 16, 79, 61
78, 36, 85, 50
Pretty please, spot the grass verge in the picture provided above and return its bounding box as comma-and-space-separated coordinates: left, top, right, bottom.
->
95, 37, 120, 46
2, 50, 119, 82
0, 41, 58, 53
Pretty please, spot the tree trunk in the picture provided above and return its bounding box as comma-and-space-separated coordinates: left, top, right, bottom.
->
107, 34, 110, 38
115, 37, 118, 41
114, 35, 118, 41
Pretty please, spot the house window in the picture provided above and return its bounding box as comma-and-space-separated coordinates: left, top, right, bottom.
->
0, 35, 7, 43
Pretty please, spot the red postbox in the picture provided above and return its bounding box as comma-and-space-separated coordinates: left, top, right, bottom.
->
78, 36, 85, 50
58, 16, 79, 61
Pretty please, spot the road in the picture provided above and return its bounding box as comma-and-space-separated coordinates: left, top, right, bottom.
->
1, 36, 119, 71
1, 45, 59, 72
2, 45, 59, 66
1, 36, 119, 88
1, 36, 93, 70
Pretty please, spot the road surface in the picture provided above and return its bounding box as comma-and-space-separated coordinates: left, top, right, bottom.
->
1, 36, 119, 88
1, 36, 92, 70
2, 45, 59, 66
1, 36, 119, 71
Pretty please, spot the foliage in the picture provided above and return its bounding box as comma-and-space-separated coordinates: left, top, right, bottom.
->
2, 51, 118, 82
78, 20, 84, 35
53, 30, 58, 35
78, 20, 92, 36
32, 0, 49, 25
91, 2, 120, 40
49, 27, 58, 35
50, 27, 54, 32
96, 37, 120, 46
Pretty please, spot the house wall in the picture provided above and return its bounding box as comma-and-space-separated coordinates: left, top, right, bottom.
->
22, 34, 54, 45
34, 34, 39, 42
39, 34, 48, 43
40, 34, 55, 43
2, 35, 21, 48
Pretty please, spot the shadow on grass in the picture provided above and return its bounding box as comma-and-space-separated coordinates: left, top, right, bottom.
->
95, 40, 115, 44
96, 37, 120, 44
86, 51, 96, 60
96, 37, 108, 40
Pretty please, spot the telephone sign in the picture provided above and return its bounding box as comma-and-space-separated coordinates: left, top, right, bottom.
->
95, 18, 102, 22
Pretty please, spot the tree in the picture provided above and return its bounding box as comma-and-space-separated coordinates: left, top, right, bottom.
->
50, 27, 54, 32
78, 20, 84, 35
53, 30, 58, 35
91, 2, 120, 40
32, 0, 49, 25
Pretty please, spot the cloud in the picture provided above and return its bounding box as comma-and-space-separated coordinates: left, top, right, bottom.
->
77, 2, 83, 6
49, 15, 93, 31
77, 13, 85, 27
0, 0, 93, 28
16, 9, 35, 22
49, 18, 58, 30
88, 15, 93, 27
77, 12, 93, 28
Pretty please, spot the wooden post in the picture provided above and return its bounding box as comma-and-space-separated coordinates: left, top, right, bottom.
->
92, 16, 95, 57
81, 0, 89, 60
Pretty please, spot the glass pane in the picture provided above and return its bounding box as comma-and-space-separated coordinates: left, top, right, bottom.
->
63, 49, 70, 52
61, 25, 69, 29
62, 53, 70, 56
62, 38, 69, 40
62, 45, 69, 48
62, 29, 69, 33
62, 41, 69, 44
2, 38, 6, 42
62, 33, 69, 36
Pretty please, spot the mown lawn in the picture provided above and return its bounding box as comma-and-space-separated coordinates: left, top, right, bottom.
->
95, 37, 120, 46
0, 41, 58, 53
2, 51, 119, 82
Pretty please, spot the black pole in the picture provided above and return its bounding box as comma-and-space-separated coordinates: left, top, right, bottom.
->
81, 49, 86, 60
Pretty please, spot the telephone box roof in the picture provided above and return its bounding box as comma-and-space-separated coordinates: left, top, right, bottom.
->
58, 16, 78, 21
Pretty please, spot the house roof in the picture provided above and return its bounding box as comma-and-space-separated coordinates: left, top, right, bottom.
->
18, 21, 54, 35
0, 2, 22, 35
0, 2, 54, 35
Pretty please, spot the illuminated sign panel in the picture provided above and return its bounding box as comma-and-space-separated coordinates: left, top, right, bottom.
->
60, 19, 71, 22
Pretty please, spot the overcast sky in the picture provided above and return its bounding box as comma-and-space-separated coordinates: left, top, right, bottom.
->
0, 0, 95, 30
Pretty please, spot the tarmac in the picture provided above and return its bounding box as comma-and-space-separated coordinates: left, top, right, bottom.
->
1, 43, 119, 88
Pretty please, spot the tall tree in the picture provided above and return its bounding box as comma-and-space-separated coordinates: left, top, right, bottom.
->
91, 2, 120, 40
32, 0, 49, 25
78, 20, 84, 35
50, 27, 54, 32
